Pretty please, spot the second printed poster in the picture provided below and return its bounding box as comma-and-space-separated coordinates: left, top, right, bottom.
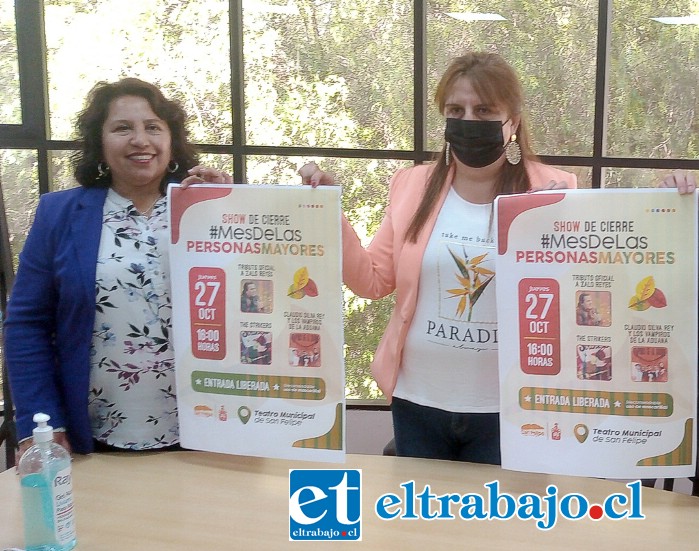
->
168, 184, 344, 462
496, 189, 697, 478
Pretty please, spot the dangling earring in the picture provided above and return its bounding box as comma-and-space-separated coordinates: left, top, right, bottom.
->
97, 162, 110, 178
167, 160, 179, 173
505, 134, 522, 165
445, 142, 451, 166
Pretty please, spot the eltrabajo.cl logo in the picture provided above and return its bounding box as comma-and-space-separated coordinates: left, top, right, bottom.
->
289, 469, 361, 541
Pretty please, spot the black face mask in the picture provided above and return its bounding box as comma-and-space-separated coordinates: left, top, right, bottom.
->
445, 118, 506, 168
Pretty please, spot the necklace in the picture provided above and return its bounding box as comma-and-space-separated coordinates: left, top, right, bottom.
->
133, 195, 163, 218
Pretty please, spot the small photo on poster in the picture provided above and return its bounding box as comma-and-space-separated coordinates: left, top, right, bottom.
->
288, 333, 321, 367
240, 331, 272, 365
575, 291, 611, 327
577, 344, 612, 381
240, 279, 274, 313
631, 346, 668, 382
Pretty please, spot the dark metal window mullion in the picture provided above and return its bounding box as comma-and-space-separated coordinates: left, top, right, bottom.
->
414, 0, 427, 165
230, 0, 246, 183
15, 0, 50, 194
592, 0, 612, 189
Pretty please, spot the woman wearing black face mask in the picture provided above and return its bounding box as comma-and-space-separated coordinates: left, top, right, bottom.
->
299, 51, 577, 464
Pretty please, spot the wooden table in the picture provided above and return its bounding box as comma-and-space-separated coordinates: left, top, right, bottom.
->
1, 451, 698, 549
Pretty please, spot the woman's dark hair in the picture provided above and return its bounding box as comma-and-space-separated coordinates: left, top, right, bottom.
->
72, 77, 198, 193
406, 52, 537, 242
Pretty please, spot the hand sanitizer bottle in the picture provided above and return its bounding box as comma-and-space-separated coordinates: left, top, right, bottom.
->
18, 413, 77, 551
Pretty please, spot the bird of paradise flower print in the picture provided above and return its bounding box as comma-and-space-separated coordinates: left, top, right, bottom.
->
445, 246, 495, 321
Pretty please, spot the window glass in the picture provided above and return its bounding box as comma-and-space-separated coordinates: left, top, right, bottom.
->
243, 0, 414, 150
246, 155, 412, 235
245, 154, 307, 185
246, 155, 412, 399
556, 165, 593, 189
198, 154, 235, 182
49, 150, 77, 192
426, 1, 597, 156
603, 167, 679, 189
0, 149, 38, 264
607, 1, 699, 159
0, 0, 21, 124
43, 0, 231, 143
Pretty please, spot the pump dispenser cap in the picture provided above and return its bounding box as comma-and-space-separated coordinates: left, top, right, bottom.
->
32, 412, 54, 443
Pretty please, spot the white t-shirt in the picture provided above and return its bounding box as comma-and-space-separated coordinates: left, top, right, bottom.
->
393, 187, 499, 412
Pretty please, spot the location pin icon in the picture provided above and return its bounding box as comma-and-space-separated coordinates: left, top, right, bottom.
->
238, 406, 251, 424
574, 423, 589, 443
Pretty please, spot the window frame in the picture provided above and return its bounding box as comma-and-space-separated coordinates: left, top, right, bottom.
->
3, 1, 699, 191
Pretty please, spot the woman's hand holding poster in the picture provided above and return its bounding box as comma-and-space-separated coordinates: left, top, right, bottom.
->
496, 189, 697, 478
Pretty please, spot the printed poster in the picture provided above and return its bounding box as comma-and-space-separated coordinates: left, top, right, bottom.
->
495, 189, 697, 478
168, 184, 345, 462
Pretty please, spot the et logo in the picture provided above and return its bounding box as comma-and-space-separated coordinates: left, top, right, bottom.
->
289, 469, 361, 541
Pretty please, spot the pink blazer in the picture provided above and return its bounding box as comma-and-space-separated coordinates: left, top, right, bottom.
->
342, 161, 577, 401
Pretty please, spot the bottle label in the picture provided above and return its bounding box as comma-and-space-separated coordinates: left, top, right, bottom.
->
52, 465, 76, 544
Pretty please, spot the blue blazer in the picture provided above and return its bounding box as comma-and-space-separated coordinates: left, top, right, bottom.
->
5, 186, 108, 453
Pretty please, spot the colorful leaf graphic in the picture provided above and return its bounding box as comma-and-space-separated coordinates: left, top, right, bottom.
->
635, 276, 656, 302
294, 267, 310, 290
288, 284, 305, 299
628, 295, 651, 311
628, 276, 667, 311
287, 267, 318, 299
304, 279, 319, 297
647, 288, 667, 308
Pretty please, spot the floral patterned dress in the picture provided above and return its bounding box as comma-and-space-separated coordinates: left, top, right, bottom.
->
87, 189, 178, 449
